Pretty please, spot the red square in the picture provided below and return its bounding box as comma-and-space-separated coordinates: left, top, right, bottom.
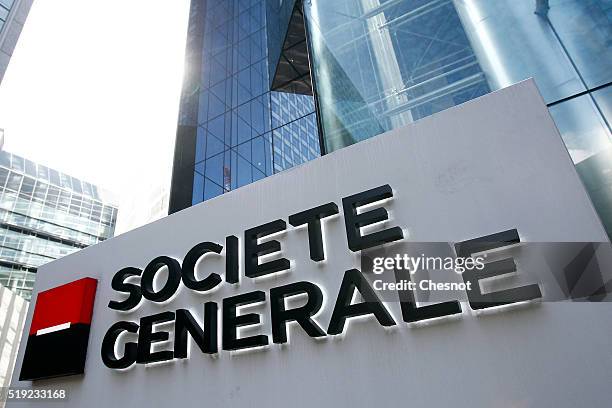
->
20, 277, 98, 381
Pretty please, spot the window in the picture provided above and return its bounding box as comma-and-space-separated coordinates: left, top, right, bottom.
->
19, 177, 35, 199
10, 155, 24, 172
0, 0, 14, 10
6, 172, 22, 192
0, 6, 8, 22
0, 167, 8, 187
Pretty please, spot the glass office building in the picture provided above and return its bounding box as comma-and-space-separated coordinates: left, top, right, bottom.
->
0, 0, 35, 85
171, 0, 612, 236
169, 0, 320, 212
0, 150, 118, 299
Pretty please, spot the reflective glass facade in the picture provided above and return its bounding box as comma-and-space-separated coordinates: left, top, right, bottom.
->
305, 0, 491, 151
170, 0, 320, 212
303, 0, 612, 235
172, 0, 612, 237
0, 151, 118, 299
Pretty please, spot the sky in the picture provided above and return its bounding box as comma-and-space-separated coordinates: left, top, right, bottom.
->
0, 0, 191, 232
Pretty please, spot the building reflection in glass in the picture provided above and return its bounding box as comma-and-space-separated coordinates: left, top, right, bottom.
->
304, 0, 611, 235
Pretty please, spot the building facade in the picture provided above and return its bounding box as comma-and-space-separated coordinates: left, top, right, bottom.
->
169, 0, 320, 212
0, 0, 35, 85
171, 0, 612, 236
0, 150, 118, 299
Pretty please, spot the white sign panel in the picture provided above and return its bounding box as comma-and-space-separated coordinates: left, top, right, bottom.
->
10, 80, 612, 407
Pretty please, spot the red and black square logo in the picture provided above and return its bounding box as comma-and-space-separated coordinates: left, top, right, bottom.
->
19, 278, 97, 381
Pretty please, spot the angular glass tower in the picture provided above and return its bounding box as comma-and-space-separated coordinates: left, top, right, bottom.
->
170, 0, 320, 213
171, 0, 612, 237
302, 0, 612, 234
304, 0, 491, 152
0, 150, 118, 299
304, 0, 611, 153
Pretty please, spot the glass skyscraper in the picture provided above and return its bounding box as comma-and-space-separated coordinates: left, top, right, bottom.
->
0, 150, 118, 299
169, 0, 320, 212
171, 0, 612, 236
0, 0, 35, 85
